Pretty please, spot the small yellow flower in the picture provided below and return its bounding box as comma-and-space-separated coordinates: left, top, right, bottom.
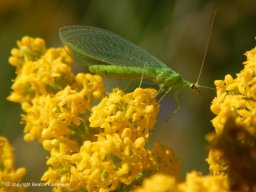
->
89, 88, 159, 141
0, 137, 26, 192
69, 133, 149, 191
7, 38, 105, 142
42, 88, 159, 191
205, 148, 227, 176
133, 173, 178, 192
211, 47, 256, 135
148, 143, 180, 180
178, 171, 229, 192
8, 36, 74, 103
133, 172, 228, 192
9, 36, 46, 69
21, 72, 104, 142
42, 141, 78, 179
208, 44, 256, 190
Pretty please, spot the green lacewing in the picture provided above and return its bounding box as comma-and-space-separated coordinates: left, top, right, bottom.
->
59, 26, 200, 94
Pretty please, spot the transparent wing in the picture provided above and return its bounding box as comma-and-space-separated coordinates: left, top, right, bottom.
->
59, 26, 167, 68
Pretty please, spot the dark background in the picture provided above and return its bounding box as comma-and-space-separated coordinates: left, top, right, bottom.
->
1, 0, 256, 191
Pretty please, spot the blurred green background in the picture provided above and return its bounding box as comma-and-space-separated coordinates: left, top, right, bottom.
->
1, 0, 256, 191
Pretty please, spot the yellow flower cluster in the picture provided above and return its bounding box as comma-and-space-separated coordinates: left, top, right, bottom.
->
21, 73, 103, 142
87, 88, 159, 189
208, 46, 256, 190
148, 143, 180, 177
0, 137, 26, 192
8, 36, 74, 103
211, 47, 256, 135
133, 174, 178, 192
8, 36, 180, 192
178, 172, 228, 192
133, 172, 228, 192
89, 88, 159, 138
42, 88, 180, 191
8, 36, 104, 142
